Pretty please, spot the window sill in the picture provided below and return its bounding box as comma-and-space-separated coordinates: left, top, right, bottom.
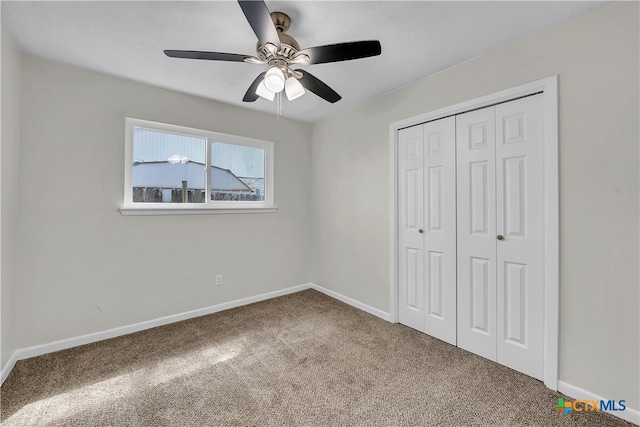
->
120, 205, 277, 216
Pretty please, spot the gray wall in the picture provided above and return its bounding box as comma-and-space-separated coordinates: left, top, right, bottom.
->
2, 0, 638, 414
1, 28, 22, 369
310, 2, 639, 408
16, 55, 312, 348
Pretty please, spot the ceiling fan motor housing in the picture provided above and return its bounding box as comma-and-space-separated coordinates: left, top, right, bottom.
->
256, 12, 301, 64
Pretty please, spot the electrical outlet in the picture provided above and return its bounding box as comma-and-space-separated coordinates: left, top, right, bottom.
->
216, 274, 223, 286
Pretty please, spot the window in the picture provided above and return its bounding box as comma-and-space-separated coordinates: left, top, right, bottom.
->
122, 118, 275, 215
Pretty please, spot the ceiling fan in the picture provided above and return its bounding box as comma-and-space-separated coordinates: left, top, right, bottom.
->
164, 0, 382, 104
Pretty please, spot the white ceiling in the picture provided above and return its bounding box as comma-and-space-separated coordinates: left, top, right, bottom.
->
2, 1, 608, 123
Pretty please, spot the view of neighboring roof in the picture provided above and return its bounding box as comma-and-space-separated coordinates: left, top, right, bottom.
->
132, 128, 265, 178
133, 161, 252, 192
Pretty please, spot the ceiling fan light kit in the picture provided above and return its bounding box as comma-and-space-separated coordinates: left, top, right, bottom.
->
284, 76, 305, 101
164, 0, 382, 110
263, 65, 286, 93
255, 80, 275, 101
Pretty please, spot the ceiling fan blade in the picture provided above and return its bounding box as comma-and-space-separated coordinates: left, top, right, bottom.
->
164, 50, 250, 62
237, 0, 281, 50
296, 40, 381, 65
297, 70, 341, 103
243, 72, 267, 102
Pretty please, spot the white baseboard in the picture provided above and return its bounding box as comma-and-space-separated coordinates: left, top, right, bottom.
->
3, 285, 636, 427
0, 283, 312, 385
0, 282, 391, 385
309, 282, 391, 322
1, 350, 19, 385
558, 380, 639, 425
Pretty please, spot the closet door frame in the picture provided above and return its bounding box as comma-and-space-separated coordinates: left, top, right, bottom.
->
389, 75, 559, 390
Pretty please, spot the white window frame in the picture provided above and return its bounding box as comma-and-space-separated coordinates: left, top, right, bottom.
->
121, 118, 276, 215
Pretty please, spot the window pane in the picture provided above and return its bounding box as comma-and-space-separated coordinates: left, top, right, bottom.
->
132, 128, 206, 203
211, 142, 265, 201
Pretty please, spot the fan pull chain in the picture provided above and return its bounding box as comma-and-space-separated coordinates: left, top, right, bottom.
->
277, 92, 282, 120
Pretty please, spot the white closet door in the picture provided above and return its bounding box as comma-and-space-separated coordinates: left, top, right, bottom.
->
456, 107, 497, 361
495, 94, 545, 380
423, 117, 457, 345
398, 125, 425, 331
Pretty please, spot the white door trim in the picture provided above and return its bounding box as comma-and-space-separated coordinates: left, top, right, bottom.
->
389, 75, 559, 390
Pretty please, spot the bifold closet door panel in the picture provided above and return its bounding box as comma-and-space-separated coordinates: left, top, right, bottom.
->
397, 92, 547, 380
495, 94, 545, 380
423, 116, 457, 345
398, 125, 426, 332
456, 107, 498, 361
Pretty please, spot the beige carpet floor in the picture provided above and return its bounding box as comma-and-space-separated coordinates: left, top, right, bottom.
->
0, 289, 633, 426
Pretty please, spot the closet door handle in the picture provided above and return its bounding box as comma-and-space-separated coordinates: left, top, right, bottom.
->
418, 229, 424, 234
497, 235, 504, 240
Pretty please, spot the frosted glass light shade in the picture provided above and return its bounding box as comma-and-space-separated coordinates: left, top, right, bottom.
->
256, 81, 275, 101
285, 77, 305, 101
264, 66, 285, 93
